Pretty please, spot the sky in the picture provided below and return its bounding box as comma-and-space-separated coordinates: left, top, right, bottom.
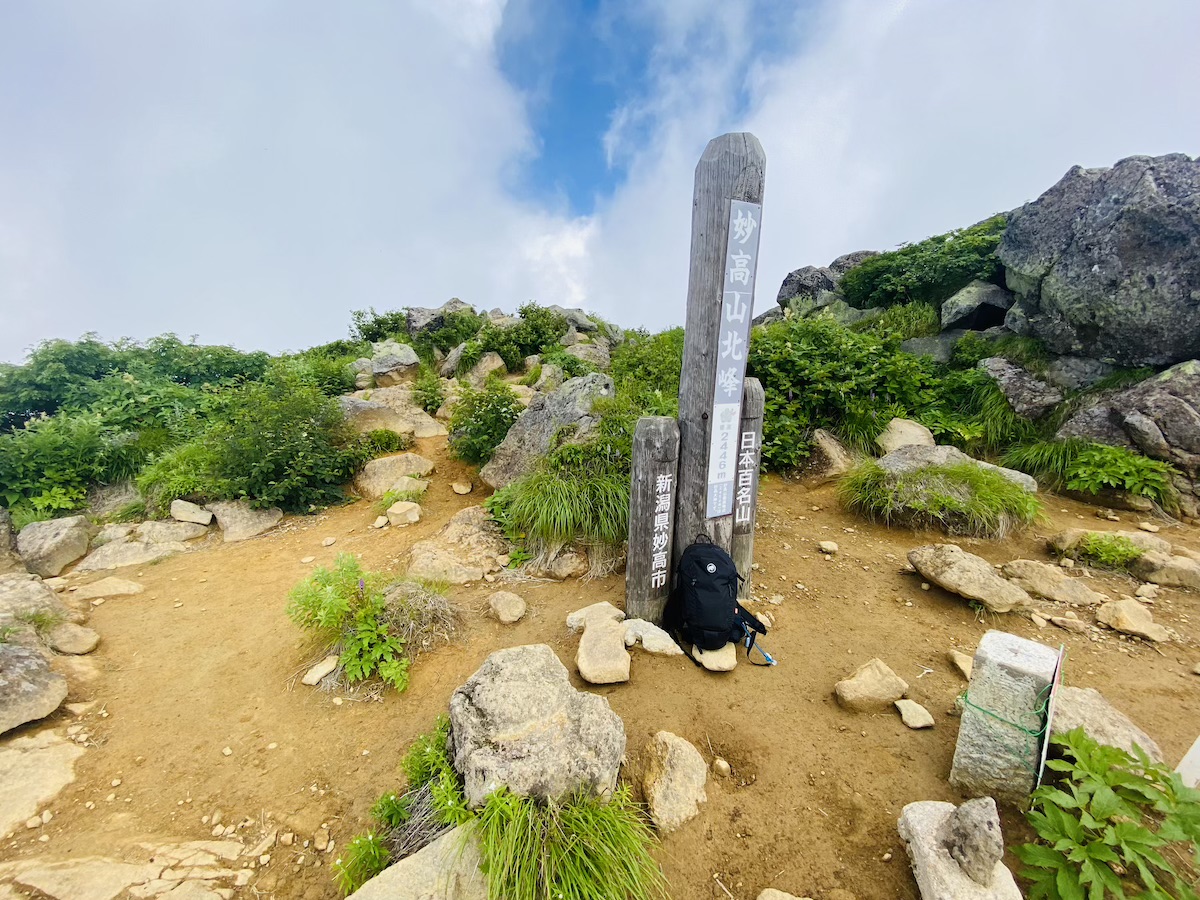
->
1, 0, 1199, 364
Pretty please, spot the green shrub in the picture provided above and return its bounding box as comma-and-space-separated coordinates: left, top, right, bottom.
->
0, 412, 110, 510
610, 327, 684, 416
448, 382, 522, 465
1073, 533, 1145, 570
475, 787, 668, 900
282, 349, 359, 396
1003, 440, 1178, 508
855, 302, 940, 342
1015, 727, 1199, 900
332, 832, 390, 895
540, 346, 591, 379
137, 439, 225, 515
413, 366, 444, 415
360, 429, 410, 457
838, 460, 1040, 538
458, 305, 569, 374
839, 214, 1007, 309
350, 307, 409, 343
410, 310, 484, 362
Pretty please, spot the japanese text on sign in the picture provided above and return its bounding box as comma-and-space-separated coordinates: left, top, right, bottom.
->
650, 472, 674, 589
734, 429, 758, 527
706, 199, 762, 518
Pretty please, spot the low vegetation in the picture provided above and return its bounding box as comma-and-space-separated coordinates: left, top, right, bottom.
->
1003, 440, 1178, 509
1071, 533, 1146, 571
457, 304, 570, 374
838, 214, 1007, 309
448, 381, 523, 465
1015, 728, 1200, 900
334, 717, 667, 900
853, 301, 940, 342
286, 555, 456, 692
838, 460, 1041, 538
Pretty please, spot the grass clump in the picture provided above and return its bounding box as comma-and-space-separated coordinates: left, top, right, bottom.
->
1073, 533, 1145, 570
838, 460, 1040, 539
448, 381, 522, 465
474, 787, 668, 900
839, 214, 1007, 309
286, 555, 456, 692
1015, 727, 1200, 900
375, 483, 427, 514
1002, 440, 1178, 509
413, 366, 444, 415
854, 301, 940, 342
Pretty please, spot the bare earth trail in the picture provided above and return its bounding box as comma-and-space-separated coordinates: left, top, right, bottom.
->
3, 435, 1198, 900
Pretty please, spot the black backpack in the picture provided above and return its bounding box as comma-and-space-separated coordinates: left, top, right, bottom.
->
667, 535, 767, 652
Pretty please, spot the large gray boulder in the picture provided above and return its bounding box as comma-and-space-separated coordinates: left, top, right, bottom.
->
877, 444, 1037, 492
75, 538, 190, 573
998, 153, 1200, 367
353, 453, 436, 499
941, 281, 1014, 331
405, 298, 477, 336
547, 305, 598, 333
448, 644, 625, 808
776, 250, 878, 312
208, 501, 283, 543
1050, 686, 1163, 762
0, 573, 72, 632
1057, 360, 1200, 480
828, 249, 879, 277
480, 374, 615, 490
0, 643, 68, 736
370, 340, 421, 387
909, 545, 1033, 614
976, 357, 1063, 419
17, 516, 92, 577
407, 507, 510, 584
565, 341, 611, 370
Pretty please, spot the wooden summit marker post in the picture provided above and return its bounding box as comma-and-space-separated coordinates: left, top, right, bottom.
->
674, 133, 766, 563
626, 133, 765, 626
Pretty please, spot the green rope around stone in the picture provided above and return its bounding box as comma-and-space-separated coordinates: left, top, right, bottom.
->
958, 682, 1055, 776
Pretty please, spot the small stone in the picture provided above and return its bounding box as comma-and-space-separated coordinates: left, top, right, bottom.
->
768, 594, 784, 605
921, 582, 930, 591
895, 699, 934, 729
642, 731, 708, 833
497, 554, 511, 567
372, 516, 389, 529
452, 482, 473, 495
37, 834, 49, 842
322, 537, 336, 547
949, 649, 973, 680
259, 854, 271, 865
1138, 522, 1160, 533
280, 832, 294, 846
313, 829, 329, 851
222, 747, 233, 757
1135, 583, 1159, 599
835, 658, 908, 711
1030, 613, 1048, 628
267, 742, 278, 749
713, 758, 732, 777
487, 592, 525, 628
1050, 616, 1088, 634
691, 643, 737, 672
111, 778, 121, 787
212, 825, 225, 837
105, 793, 116, 802
302, 655, 339, 686
1097, 598, 1169, 642
25, 816, 41, 829
300, 556, 315, 563
385, 500, 422, 527
818, 541, 839, 554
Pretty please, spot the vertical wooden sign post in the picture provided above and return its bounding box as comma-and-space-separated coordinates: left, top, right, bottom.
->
673, 133, 766, 563
625, 417, 681, 622
730, 377, 764, 599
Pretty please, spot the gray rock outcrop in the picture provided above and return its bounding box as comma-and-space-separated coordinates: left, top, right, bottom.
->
208, 501, 283, 543
776, 250, 877, 311
480, 374, 614, 490
170, 500, 213, 526
940, 281, 1014, 331
0, 643, 68, 735
448, 644, 625, 808
404, 298, 477, 336
17, 516, 92, 577
999, 559, 1106, 606
353, 453, 436, 500
370, 340, 421, 387
407, 506, 511, 584
998, 153, 1200, 367
976, 358, 1063, 419
909, 545, 1032, 614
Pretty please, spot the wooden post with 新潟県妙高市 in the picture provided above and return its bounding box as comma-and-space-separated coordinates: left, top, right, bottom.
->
730, 377, 764, 598
673, 132, 766, 564
625, 416, 681, 624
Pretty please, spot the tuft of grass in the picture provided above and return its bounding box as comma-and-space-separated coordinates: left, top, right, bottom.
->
375, 484, 426, 514
474, 787, 669, 900
1001, 438, 1092, 491
520, 364, 542, 387
106, 499, 147, 523
1074, 533, 1144, 570
854, 301, 940, 342
360, 429, 410, 457
839, 460, 1040, 539
413, 365, 445, 415
332, 832, 391, 895
15, 609, 65, 636
1003, 439, 1177, 509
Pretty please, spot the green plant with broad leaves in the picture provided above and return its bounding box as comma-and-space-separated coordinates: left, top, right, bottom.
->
1015, 727, 1200, 900
838, 214, 1007, 309
448, 381, 523, 465
1003, 441, 1178, 509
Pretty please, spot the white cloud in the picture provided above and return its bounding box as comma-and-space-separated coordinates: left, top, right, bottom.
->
1, 0, 1198, 362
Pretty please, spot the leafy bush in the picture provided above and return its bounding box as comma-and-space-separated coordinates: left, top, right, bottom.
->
839, 214, 1007, 309
838, 460, 1041, 538
609, 327, 684, 417
1002, 440, 1178, 508
410, 310, 484, 362
413, 366, 444, 415
350, 307, 409, 343
1015, 728, 1200, 900
854, 302, 940, 342
283, 348, 360, 396
540, 346, 591, 379
137, 440, 224, 515
1073, 533, 1145, 570
459, 305, 569, 373
448, 382, 522, 465
475, 787, 668, 900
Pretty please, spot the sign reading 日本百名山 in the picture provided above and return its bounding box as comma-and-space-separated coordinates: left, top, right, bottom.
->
705, 199, 762, 518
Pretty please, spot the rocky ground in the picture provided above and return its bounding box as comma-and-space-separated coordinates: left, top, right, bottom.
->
1, 433, 1198, 900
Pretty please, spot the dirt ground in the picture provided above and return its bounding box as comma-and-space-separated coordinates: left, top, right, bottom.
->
2, 434, 1199, 900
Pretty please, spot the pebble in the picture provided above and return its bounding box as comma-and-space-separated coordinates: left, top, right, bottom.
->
818, 541, 839, 554
111, 778, 121, 787
259, 854, 271, 866
372, 516, 388, 529
105, 793, 116, 802
713, 758, 732, 777
452, 482, 473, 495
314, 829, 330, 851
1135, 584, 1159, 599
322, 537, 336, 547
37, 835, 49, 843
920, 582, 930, 591
1138, 522, 1160, 533
1030, 613, 1048, 628
280, 832, 294, 846
1060, 557, 1075, 568
895, 699, 935, 729
222, 747, 233, 757
173, 602, 183, 608
92, 598, 105, 606
25, 817, 41, 830
267, 742, 278, 750
1193, 663, 1200, 676
212, 825, 225, 837
300, 556, 315, 564
768, 594, 784, 605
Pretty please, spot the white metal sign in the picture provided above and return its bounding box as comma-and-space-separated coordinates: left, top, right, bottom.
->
706, 199, 762, 518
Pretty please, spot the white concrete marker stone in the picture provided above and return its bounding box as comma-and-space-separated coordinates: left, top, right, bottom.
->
1177, 735, 1200, 789
949, 630, 1058, 803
